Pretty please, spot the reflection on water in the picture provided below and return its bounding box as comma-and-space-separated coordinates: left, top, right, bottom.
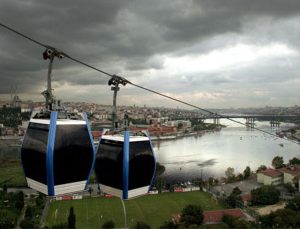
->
153, 119, 300, 182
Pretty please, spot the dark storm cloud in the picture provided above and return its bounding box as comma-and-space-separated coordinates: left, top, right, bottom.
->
0, 0, 300, 106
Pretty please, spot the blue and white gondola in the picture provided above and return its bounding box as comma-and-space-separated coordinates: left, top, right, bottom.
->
95, 130, 156, 199
21, 111, 95, 196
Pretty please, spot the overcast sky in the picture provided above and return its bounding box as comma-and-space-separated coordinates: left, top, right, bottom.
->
0, 0, 300, 109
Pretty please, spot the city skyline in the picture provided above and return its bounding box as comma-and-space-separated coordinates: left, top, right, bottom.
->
1, 1, 300, 109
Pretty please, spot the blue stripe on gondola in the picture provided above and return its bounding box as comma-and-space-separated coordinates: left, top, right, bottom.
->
84, 112, 96, 190
123, 131, 130, 199
20, 120, 30, 186
46, 111, 57, 196
146, 130, 157, 191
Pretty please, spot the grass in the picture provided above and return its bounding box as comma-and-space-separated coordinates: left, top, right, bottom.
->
0, 159, 26, 187
45, 191, 225, 228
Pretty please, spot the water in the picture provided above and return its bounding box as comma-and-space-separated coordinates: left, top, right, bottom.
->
153, 119, 300, 182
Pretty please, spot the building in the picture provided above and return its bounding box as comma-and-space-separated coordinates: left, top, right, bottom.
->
279, 165, 300, 191
257, 168, 283, 186
241, 193, 252, 206
203, 208, 247, 224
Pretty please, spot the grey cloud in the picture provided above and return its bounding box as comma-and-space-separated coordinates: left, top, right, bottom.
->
0, 0, 300, 108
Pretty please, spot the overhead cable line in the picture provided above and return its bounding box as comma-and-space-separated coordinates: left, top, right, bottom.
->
0, 22, 299, 145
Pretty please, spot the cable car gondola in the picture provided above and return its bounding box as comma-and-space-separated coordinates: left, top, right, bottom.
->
21, 111, 95, 196
20, 48, 95, 196
95, 130, 156, 199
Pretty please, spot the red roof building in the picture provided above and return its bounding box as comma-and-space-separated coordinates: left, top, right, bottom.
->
259, 168, 282, 177
279, 166, 300, 175
203, 208, 246, 224
241, 193, 252, 206
257, 168, 283, 185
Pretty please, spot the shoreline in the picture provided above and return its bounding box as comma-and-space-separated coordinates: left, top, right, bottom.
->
149, 127, 222, 141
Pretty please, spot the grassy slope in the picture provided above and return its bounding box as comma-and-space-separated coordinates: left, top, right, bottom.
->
0, 157, 26, 187
46, 191, 225, 228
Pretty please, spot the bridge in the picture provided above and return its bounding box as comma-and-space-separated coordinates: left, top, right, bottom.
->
198, 114, 300, 120
190, 114, 300, 128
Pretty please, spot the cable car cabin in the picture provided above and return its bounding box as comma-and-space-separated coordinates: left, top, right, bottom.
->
95, 131, 156, 200
21, 111, 95, 196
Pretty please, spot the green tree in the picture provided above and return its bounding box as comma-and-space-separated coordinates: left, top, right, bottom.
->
243, 166, 251, 179
24, 206, 34, 219
20, 218, 35, 229
14, 191, 24, 211
3, 184, 7, 193
35, 193, 45, 209
269, 209, 297, 228
226, 187, 242, 208
52, 223, 68, 229
180, 204, 203, 227
272, 156, 284, 169
133, 221, 151, 229
286, 194, 300, 211
225, 167, 235, 182
232, 219, 254, 229
222, 215, 235, 228
101, 220, 115, 229
289, 157, 300, 165
256, 165, 267, 172
67, 207, 76, 229
88, 187, 93, 197
177, 123, 184, 129
156, 178, 165, 193
159, 220, 178, 229
284, 182, 296, 194
251, 185, 280, 205
208, 177, 214, 188
235, 173, 244, 181
0, 209, 16, 228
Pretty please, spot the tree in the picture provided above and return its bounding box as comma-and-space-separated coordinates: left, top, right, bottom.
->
243, 166, 251, 179
133, 221, 151, 229
289, 157, 300, 165
208, 177, 214, 188
14, 191, 24, 211
156, 178, 165, 193
0, 209, 16, 229
267, 209, 297, 228
35, 193, 45, 209
226, 187, 242, 208
3, 184, 7, 193
88, 187, 93, 197
222, 215, 235, 228
251, 185, 280, 205
284, 182, 296, 194
68, 207, 76, 229
225, 167, 235, 181
177, 123, 184, 129
102, 220, 115, 229
286, 194, 300, 211
20, 218, 35, 229
159, 220, 178, 229
24, 206, 34, 219
272, 156, 284, 169
235, 173, 244, 181
232, 219, 254, 229
256, 165, 267, 172
180, 204, 203, 227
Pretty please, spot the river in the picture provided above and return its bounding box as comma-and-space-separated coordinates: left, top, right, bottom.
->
153, 119, 300, 183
